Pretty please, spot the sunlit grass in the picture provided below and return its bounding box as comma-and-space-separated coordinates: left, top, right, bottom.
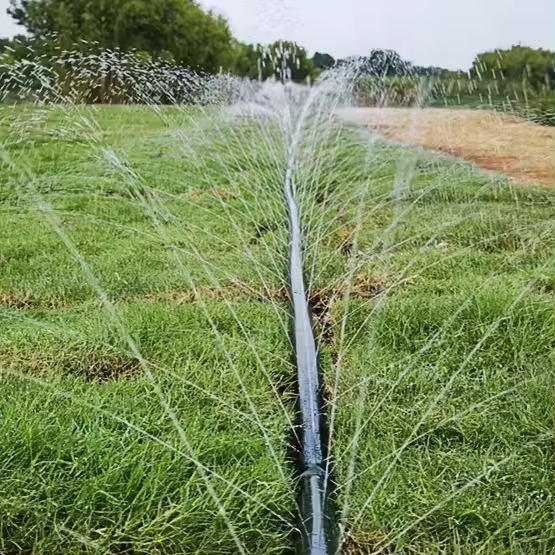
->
312, 136, 555, 554
0, 105, 295, 554
1, 102, 554, 554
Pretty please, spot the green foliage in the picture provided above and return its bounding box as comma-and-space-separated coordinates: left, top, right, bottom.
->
339, 49, 442, 78
230, 42, 259, 79
0, 34, 39, 64
360, 49, 412, 76
354, 46, 555, 126
233, 40, 318, 83
312, 51, 335, 71
472, 45, 555, 92
3, 2, 320, 83
432, 74, 555, 126
355, 75, 424, 106
7, 0, 235, 72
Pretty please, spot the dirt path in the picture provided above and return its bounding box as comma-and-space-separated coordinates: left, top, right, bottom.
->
336, 107, 555, 187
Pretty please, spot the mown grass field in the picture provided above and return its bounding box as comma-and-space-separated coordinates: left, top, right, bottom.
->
0, 105, 296, 554
1, 104, 554, 554
313, 141, 555, 554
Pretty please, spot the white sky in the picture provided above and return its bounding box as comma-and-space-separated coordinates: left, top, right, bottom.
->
0, 0, 21, 37
2, 0, 554, 70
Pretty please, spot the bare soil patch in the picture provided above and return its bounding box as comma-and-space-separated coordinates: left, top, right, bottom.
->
140, 284, 289, 305
0, 292, 67, 310
3, 349, 141, 382
336, 107, 555, 187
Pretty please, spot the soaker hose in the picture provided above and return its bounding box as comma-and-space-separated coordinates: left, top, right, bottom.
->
283, 150, 331, 555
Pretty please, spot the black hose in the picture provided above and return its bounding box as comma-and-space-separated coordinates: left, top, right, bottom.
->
283, 149, 330, 555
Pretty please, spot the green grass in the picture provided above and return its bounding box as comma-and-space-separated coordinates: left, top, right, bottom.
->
1, 103, 554, 554
1, 301, 294, 554
0, 105, 295, 554
307, 139, 555, 553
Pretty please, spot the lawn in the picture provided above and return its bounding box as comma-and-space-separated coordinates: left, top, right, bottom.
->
1, 103, 554, 554
0, 105, 296, 554
302, 134, 555, 553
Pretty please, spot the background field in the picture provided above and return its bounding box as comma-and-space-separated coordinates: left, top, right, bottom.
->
1, 104, 554, 554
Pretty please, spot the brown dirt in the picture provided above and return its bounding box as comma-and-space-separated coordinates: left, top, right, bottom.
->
140, 284, 289, 305
336, 107, 555, 187
0, 292, 67, 310
343, 530, 390, 554
3, 349, 141, 383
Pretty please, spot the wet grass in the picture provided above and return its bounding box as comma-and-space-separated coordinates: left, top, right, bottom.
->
315, 140, 555, 553
1, 302, 295, 554
0, 105, 295, 554
1, 103, 554, 554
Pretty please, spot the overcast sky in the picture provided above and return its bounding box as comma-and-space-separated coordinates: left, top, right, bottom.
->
2, 0, 554, 70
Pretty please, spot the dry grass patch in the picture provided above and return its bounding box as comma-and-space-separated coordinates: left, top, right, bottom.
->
140, 284, 289, 304
0, 292, 67, 310
182, 185, 239, 202
2, 348, 142, 382
309, 274, 390, 341
343, 530, 389, 554
337, 107, 554, 186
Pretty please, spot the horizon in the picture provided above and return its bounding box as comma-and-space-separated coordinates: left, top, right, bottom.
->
1, 0, 555, 71
199, 0, 555, 71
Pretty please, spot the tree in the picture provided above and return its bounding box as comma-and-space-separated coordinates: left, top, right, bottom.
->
7, 0, 236, 72
412, 65, 444, 77
360, 49, 413, 77
231, 42, 260, 79
471, 45, 555, 91
0, 34, 46, 63
312, 52, 335, 71
234, 41, 318, 83
335, 49, 417, 76
0, 37, 13, 52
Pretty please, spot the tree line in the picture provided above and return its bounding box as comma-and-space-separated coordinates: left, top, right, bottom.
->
2, 0, 318, 82
2, 0, 554, 95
